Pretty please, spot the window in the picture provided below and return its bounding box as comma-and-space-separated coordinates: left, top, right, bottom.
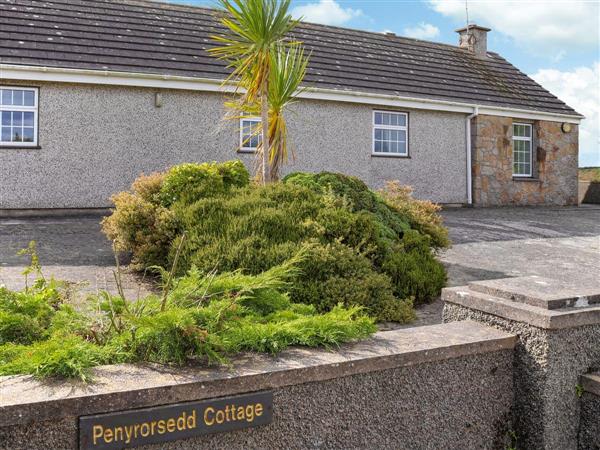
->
373, 111, 408, 156
0, 87, 38, 147
239, 117, 261, 152
512, 123, 532, 177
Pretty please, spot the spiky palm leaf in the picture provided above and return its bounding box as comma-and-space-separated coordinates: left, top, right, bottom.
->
209, 0, 306, 183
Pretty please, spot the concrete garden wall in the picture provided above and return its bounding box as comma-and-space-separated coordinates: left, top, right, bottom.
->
0, 80, 468, 209
443, 276, 600, 450
0, 322, 515, 450
579, 373, 600, 449
579, 181, 600, 204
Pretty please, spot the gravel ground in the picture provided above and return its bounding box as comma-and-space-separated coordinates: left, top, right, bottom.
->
1, 205, 598, 327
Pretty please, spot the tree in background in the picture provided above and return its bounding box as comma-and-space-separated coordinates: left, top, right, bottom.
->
210, 0, 309, 182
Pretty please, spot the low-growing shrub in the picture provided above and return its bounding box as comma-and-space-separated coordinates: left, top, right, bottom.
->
0, 255, 376, 380
380, 181, 450, 249
159, 160, 249, 207
382, 231, 447, 305
291, 243, 415, 322
103, 162, 449, 321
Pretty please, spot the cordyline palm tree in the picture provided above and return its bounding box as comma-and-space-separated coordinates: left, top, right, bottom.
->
209, 0, 308, 183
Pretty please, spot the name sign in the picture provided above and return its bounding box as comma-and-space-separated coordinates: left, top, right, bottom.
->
79, 391, 273, 449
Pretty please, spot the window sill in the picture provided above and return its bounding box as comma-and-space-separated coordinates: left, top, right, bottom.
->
371, 153, 410, 159
0, 145, 41, 150
512, 176, 539, 182
237, 149, 256, 154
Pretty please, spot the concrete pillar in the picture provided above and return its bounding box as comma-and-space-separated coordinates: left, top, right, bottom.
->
442, 276, 600, 450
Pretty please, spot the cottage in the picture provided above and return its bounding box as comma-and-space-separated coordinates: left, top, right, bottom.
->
0, 0, 583, 209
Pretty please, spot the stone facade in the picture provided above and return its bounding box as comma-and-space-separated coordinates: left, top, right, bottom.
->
472, 114, 579, 206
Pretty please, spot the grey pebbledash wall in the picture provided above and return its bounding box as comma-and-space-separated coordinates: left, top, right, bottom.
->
0, 81, 468, 209
0, 322, 515, 450
443, 276, 600, 450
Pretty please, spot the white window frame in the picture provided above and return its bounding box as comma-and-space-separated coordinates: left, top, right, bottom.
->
239, 117, 261, 153
0, 86, 39, 148
372, 110, 408, 157
512, 122, 533, 177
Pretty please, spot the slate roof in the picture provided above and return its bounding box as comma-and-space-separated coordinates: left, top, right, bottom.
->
0, 0, 580, 116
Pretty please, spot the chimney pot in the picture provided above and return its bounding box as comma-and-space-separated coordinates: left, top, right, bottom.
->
455, 24, 491, 57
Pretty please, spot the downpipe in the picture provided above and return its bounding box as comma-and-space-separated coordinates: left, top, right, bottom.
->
466, 106, 479, 206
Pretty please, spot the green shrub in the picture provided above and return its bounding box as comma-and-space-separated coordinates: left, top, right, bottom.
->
103, 163, 449, 321
380, 181, 450, 248
0, 311, 45, 345
132, 172, 166, 204
102, 191, 179, 268
382, 230, 447, 305
291, 243, 415, 322
159, 160, 249, 207
0, 258, 376, 380
0, 335, 113, 381
284, 171, 411, 239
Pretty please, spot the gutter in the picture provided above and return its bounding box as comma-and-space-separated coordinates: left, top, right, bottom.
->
0, 64, 584, 124
466, 107, 479, 206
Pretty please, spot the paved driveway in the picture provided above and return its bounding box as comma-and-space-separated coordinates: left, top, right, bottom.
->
440, 205, 600, 286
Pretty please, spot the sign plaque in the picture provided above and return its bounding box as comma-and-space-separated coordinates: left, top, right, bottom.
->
79, 391, 273, 449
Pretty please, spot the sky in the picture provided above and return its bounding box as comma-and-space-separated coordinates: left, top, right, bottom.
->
165, 0, 600, 167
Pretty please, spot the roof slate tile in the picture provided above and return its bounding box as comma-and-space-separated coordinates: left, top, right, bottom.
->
0, 0, 580, 116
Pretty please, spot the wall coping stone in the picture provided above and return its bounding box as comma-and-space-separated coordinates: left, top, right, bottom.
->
469, 276, 600, 310
582, 372, 600, 397
444, 281, 600, 330
0, 321, 515, 427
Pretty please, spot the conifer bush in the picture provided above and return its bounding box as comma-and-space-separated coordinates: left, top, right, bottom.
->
103, 161, 448, 320
0, 251, 375, 381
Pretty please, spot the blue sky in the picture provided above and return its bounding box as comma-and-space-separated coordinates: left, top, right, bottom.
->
165, 0, 599, 166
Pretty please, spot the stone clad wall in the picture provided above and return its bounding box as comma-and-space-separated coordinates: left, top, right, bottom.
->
472, 114, 578, 206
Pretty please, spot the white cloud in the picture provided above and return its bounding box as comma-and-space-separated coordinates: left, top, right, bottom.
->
428, 0, 599, 54
531, 63, 600, 166
291, 0, 364, 26
403, 22, 440, 40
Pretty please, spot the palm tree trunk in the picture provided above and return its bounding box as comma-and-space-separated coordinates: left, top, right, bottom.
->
261, 77, 269, 185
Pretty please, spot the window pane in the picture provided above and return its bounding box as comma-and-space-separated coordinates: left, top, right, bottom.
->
374, 140, 382, 152
513, 124, 532, 138
1, 111, 10, 126
23, 91, 35, 106
23, 112, 34, 127
23, 127, 34, 142
1, 127, 10, 141
12, 128, 22, 142
390, 142, 398, 153
399, 142, 407, 154
12, 112, 22, 126
399, 130, 407, 142
398, 114, 406, 127
390, 130, 399, 141
374, 129, 382, 140
12, 90, 23, 106
1, 90, 11, 105
381, 141, 389, 152
374, 112, 382, 125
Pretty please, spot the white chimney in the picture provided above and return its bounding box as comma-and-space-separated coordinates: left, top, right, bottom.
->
455, 24, 491, 57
